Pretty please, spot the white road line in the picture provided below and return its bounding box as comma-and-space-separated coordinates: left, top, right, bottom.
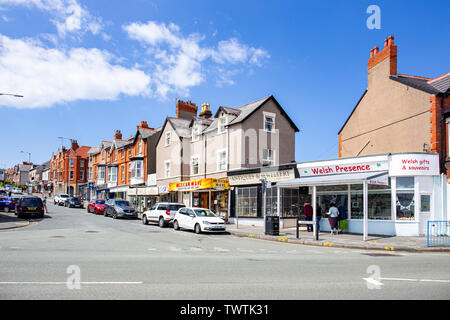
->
213, 247, 230, 253
237, 248, 254, 253
189, 247, 203, 252
0, 282, 143, 285
169, 246, 182, 252
147, 248, 157, 251
381, 277, 450, 283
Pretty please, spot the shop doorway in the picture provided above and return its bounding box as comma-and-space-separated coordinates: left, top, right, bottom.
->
419, 193, 432, 236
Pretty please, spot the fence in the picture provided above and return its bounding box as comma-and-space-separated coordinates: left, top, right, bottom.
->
427, 221, 450, 247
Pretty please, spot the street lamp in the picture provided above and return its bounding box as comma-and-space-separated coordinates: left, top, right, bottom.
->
57, 136, 73, 150
20, 150, 31, 163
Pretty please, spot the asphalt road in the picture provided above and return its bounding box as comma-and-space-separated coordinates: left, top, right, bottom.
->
0, 202, 449, 300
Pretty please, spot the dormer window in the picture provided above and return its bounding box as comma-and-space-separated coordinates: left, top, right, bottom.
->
192, 123, 201, 142
218, 116, 227, 133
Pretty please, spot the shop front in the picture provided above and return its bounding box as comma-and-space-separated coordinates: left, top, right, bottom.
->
128, 185, 159, 213
277, 153, 444, 238
227, 164, 299, 227
169, 178, 230, 220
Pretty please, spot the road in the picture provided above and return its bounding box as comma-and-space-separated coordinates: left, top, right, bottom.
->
0, 202, 449, 300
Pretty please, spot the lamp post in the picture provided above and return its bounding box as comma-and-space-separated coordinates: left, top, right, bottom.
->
20, 150, 31, 163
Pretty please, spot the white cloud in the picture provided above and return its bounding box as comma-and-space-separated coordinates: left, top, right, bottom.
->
0, 0, 103, 37
123, 21, 269, 99
0, 35, 151, 108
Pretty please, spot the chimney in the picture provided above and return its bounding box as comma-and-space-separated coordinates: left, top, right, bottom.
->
367, 35, 397, 76
71, 140, 79, 151
199, 102, 212, 119
114, 130, 122, 140
136, 121, 149, 130
176, 100, 197, 120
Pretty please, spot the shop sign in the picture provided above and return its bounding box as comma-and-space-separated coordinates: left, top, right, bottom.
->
389, 154, 439, 176
228, 169, 295, 186
169, 178, 229, 192
299, 160, 388, 177
159, 185, 169, 194
367, 174, 389, 186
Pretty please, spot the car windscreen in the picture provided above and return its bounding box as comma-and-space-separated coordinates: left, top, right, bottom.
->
115, 200, 130, 207
60, 195, 69, 198
70, 198, 81, 202
193, 209, 216, 217
167, 204, 185, 211
21, 198, 42, 206
96, 200, 105, 204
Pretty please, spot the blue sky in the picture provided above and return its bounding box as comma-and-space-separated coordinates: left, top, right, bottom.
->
0, 0, 449, 169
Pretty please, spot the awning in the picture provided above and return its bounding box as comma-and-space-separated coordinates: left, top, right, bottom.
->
277, 171, 389, 188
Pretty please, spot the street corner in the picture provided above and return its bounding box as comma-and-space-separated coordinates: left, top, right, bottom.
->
0, 213, 31, 230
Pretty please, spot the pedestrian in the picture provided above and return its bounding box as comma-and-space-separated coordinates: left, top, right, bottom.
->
316, 204, 322, 232
42, 195, 47, 213
304, 202, 313, 232
328, 202, 339, 235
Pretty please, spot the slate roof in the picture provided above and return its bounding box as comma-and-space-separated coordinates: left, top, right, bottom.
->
167, 117, 192, 138
428, 72, 450, 93
389, 74, 441, 94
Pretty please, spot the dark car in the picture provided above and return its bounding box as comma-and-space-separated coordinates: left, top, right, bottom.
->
104, 199, 137, 219
0, 196, 17, 213
64, 197, 83, 208
15, 196, 44, 218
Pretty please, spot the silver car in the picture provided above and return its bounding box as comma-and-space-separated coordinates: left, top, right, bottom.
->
104, 199, 137, 219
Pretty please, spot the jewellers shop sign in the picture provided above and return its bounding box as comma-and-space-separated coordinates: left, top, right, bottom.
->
298, 156, 389, 177
389, 153, 439, 176
228, 169, 295, 186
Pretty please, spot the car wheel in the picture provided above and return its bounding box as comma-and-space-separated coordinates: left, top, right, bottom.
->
173, 220, 180, 230
158, 217, 166, 228
112, 211, 117, 219
194, 223, 202, 234
142, 215, 148, 225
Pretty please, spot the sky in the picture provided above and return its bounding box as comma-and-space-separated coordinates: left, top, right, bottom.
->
0, 0, 449, 169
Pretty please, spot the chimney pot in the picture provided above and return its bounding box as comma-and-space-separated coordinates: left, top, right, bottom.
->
388, 35, 394, 46
384, 38, 388, 48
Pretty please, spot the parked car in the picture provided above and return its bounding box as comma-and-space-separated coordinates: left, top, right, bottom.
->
15, 196, 45, 218
104, 199, 137, 219
173, 207, 226, 234
142, 202, 186, 227
64, 196, 83, 208
54, 194, 70, 206
0, 196, 21, 213
87, 199, 106, 214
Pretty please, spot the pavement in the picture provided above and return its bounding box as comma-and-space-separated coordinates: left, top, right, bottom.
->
0, 212, 30, 230
226, 224, 450, 253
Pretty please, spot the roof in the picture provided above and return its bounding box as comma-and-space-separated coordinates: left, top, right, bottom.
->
88, 146, 101, 155
389, 74, 441, 94
155, 117, 192, 147
428, 72, 450, 93
75, 146, 91, 158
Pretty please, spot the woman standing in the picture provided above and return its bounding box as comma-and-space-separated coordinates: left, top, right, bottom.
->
328, 202, 339, 235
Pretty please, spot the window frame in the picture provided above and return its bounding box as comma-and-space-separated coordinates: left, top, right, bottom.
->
217, 150, 227, 171
263, 112, 276, 133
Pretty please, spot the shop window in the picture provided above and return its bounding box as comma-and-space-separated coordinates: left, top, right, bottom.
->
396, 177, 415, 221
236, 186, 257, 217
349, 180, 392, 220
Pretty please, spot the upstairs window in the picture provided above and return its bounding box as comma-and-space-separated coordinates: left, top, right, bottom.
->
69, 158, 74, 167
165, 132, 171, 146
217, 151, 227, 171
191, 157, 199, 175
264, 114, 275, 132
218, 116, 227, 133
262, 149, 274, 166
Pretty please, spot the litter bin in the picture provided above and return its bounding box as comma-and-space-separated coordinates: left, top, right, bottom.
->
265, 215, 279, 236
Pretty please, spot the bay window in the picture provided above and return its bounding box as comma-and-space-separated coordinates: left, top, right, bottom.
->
396, 177, 415, 220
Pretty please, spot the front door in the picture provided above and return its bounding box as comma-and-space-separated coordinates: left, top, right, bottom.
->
419, 193, 432, 236
200, 193, 209, 209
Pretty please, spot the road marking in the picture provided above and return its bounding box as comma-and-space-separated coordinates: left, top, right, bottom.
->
213, 247, 230, 253
0, 281, 143, 285
363, 277, 384, 287
169, 246, 182, 252
237, 248, 254, 253
381, 277, 450, 283
147, 248, 157, 251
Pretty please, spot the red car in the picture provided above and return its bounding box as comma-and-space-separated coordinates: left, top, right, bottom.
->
87, 199, 106, 214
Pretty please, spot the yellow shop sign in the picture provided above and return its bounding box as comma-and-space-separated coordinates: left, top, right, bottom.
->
169, 178, 229, 192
